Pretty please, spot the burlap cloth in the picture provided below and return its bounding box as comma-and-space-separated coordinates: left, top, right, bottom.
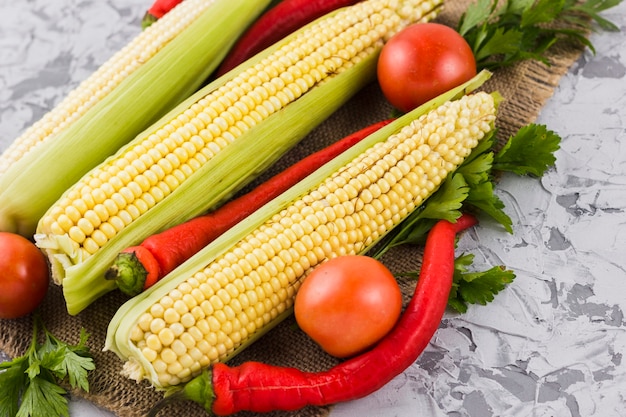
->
0, 1, 589, 416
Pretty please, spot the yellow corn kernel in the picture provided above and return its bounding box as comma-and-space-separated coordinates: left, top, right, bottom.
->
109, 89, 497, 389
35, 0, 445, 316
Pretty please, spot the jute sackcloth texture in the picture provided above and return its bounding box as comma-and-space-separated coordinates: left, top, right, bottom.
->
0, 1, 588, 416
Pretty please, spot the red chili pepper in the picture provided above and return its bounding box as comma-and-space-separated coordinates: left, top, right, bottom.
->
147, 213, 478, 416
142, 0, 184, 29
215, 0, 361, 77
106, 119, 393, 296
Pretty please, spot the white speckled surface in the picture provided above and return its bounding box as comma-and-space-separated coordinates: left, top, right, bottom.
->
1, 1, 625, 416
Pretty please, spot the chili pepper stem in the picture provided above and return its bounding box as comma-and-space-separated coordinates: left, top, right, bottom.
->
105, 251, 149, 296
141, 13, 157, 29
147, 369, 215, 417
183, 369, 215, 414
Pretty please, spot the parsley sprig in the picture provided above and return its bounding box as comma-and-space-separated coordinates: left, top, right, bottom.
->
448, 253, 516, 313
0, 316, 95, 417
370, 119, 561, 311
458, 0, 622, 71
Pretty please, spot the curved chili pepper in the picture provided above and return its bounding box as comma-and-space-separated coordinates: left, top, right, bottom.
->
106, 119, 393, 296
147, 213, 478, 416
215, 0, 362, 77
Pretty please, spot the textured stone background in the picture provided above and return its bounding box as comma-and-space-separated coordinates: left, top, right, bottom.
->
1, 1, 625, 416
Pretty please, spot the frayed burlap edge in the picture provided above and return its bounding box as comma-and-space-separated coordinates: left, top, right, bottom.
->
0, 2, 588, 416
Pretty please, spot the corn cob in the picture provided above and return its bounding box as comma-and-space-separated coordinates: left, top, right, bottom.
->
34, 0, 445, 316
105, 73, 497, 389
0, 0, 274, 236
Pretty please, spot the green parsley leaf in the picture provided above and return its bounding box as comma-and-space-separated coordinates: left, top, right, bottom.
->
456, 151, 493, 186
56, 346, 95, 392
369, 172, 469, 259
458, 0, 495, 36
473, 27, 525, 63
493, 124, 561, 176
0, 361, 27, 417
40, 328, 95, 392
415, 173, 470, 223
567, 0, 622, 31
38, 348, 68, 381
521, 0, 566, 27
455, 134, 510, 232
465, 180, 513, 232
0, 316, 95, 417
16, 377, 69, 417
448, 253, 516, 313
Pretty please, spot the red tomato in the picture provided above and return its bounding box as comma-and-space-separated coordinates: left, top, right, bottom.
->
294, 255, 402, 358
0, 232, 50, 319
377, 23, 477, 113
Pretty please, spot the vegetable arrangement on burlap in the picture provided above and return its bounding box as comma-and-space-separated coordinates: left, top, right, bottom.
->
0, 0, 620, 417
